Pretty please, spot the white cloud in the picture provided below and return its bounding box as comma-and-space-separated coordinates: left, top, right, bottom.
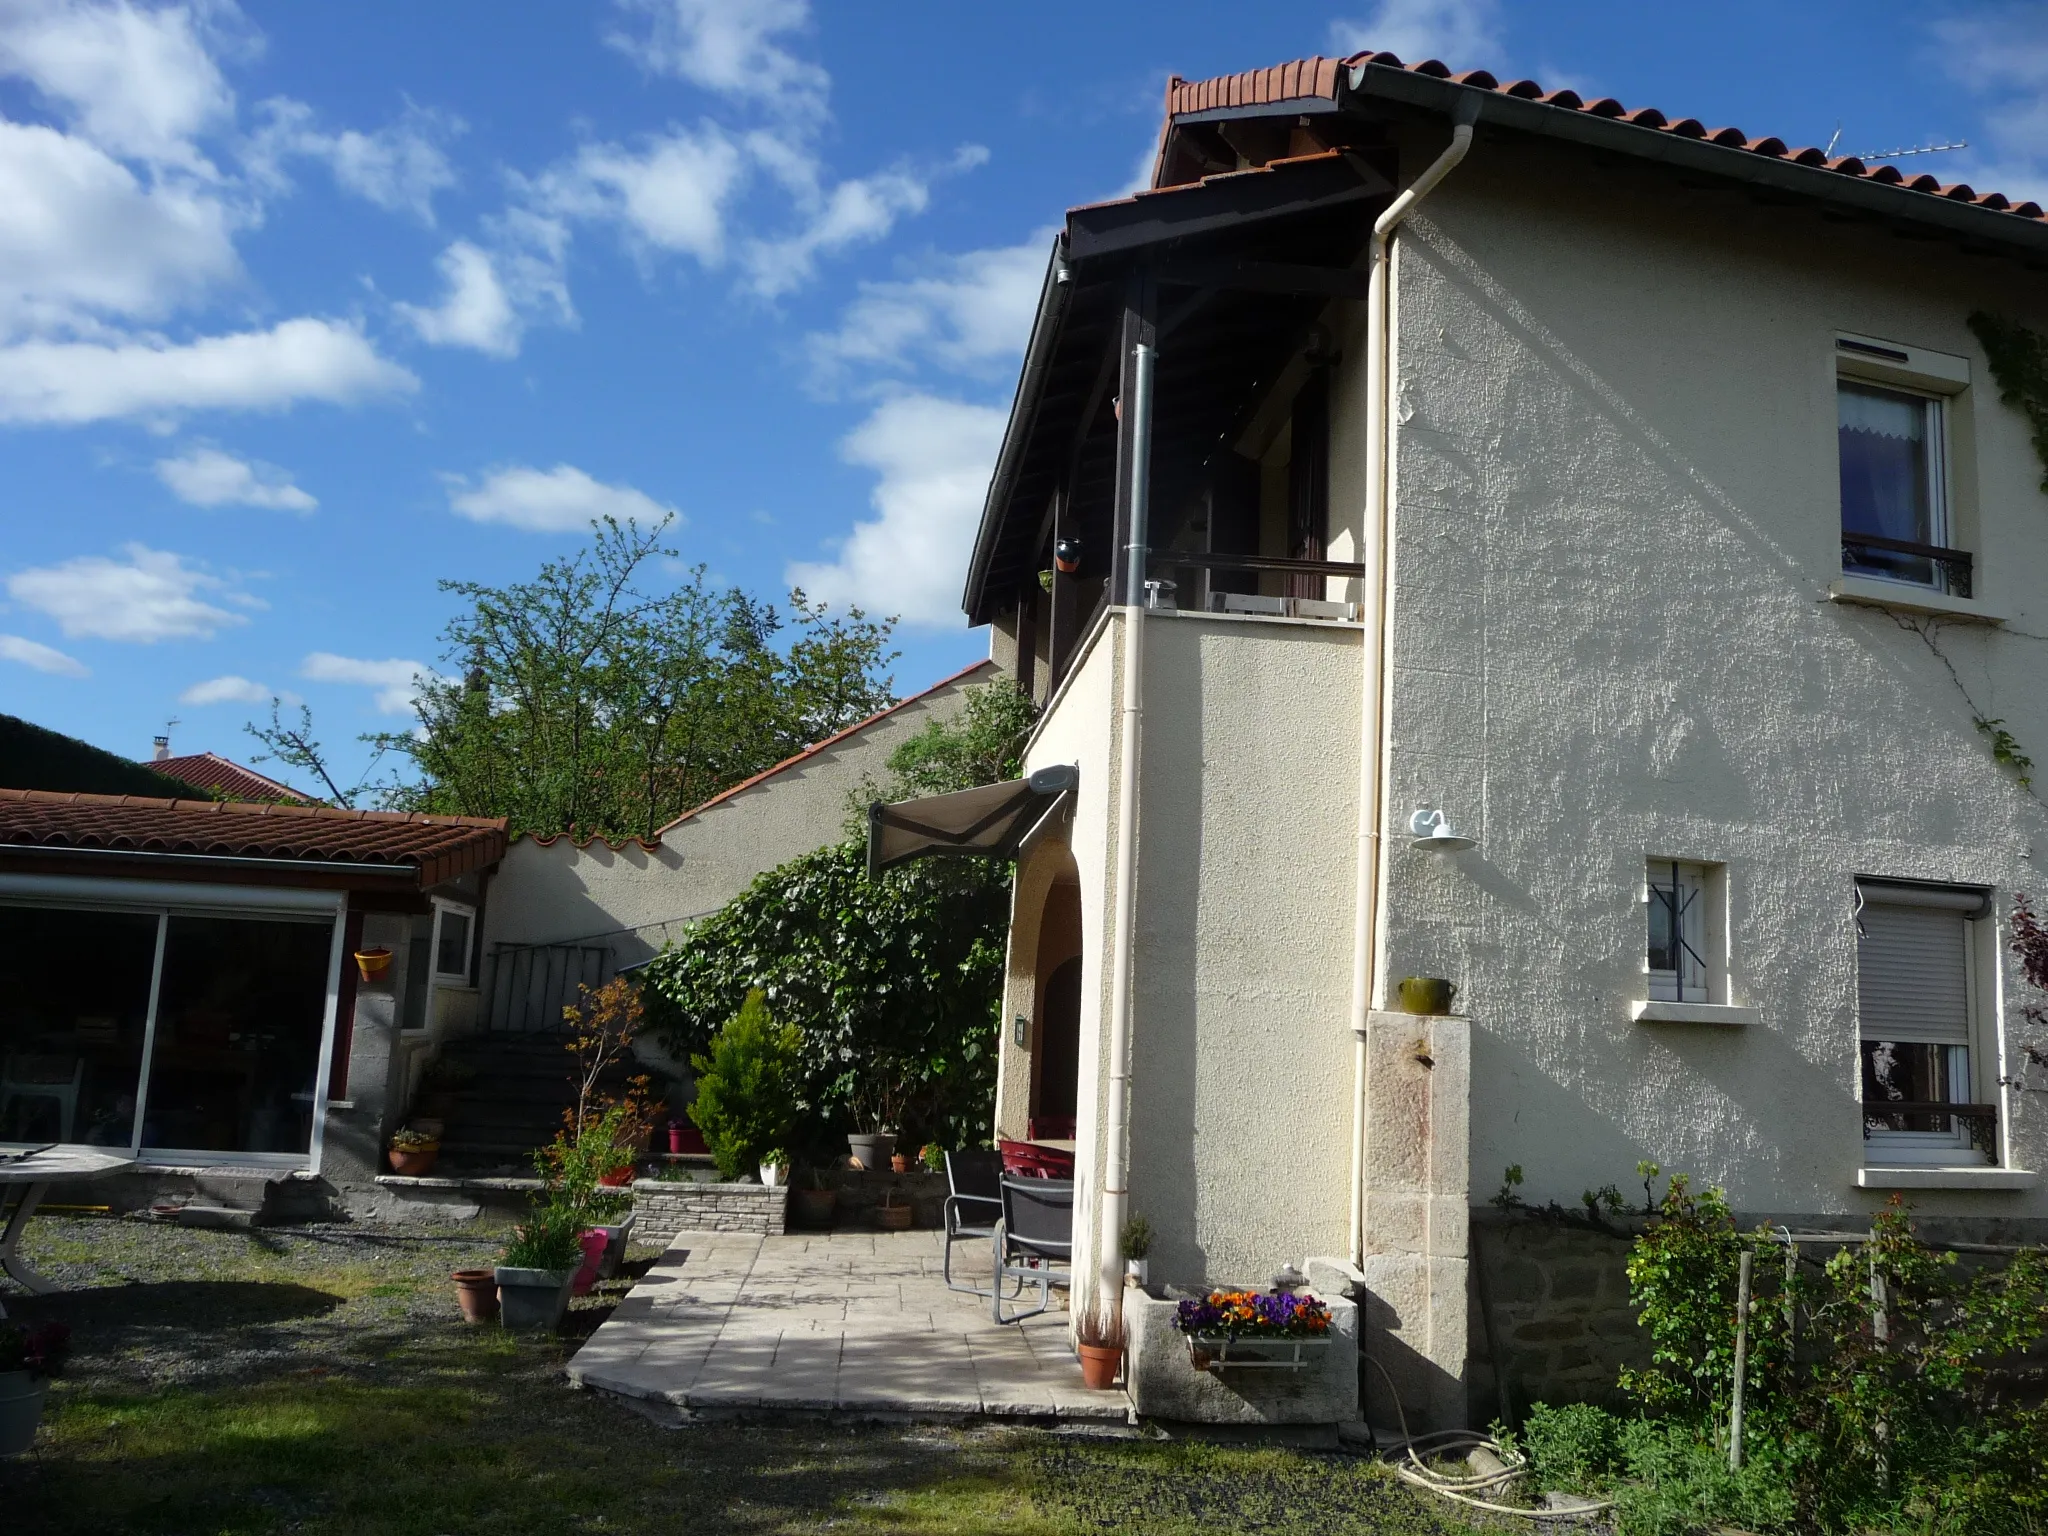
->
396, 240, 516, 355
155, 444, 314, 510
742, 156, 955, 300
786, 393, 1003, 626
178, 671, 271, 704
0, 632, 87, 676
299, 651, 432, 714
1930, 8, 2048, 204
806, 232, 1048, 388
6, 542, 253, 641
0, 117, 241, 338
607, 0, 829, 110
0, 0, 236, 168
1330, 0, 1503, 66
0, 317, 415, 424
246, 97, 461, 224
445, 462, 677, 532
530, 125, 747, 267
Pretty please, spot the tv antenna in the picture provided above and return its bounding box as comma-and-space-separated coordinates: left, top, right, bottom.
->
1854, 139, 1968, 163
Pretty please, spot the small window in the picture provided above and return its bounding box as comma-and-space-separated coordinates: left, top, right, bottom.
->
1838, 380, 1952, 590
1648, 861, 1713, 1003
433, 906, 473, 983
1856, 882, 1989, 1165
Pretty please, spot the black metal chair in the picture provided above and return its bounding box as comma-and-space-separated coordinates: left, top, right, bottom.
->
990, 1175, 1073, 1324
942, 1149, 1005, 1295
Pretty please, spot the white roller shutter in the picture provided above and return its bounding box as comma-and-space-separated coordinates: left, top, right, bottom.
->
1856, 897, 1970, 1044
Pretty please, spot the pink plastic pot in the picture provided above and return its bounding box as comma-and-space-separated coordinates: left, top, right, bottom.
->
571, 1228, 607, 1296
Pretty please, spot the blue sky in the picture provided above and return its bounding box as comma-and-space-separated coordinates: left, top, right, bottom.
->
1, 0, 2043, 789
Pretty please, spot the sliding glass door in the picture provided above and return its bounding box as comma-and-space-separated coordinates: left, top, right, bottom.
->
0, 891, 343, 1166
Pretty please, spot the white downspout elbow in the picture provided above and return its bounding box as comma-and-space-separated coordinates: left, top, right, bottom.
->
1348, 101, 1479, 1271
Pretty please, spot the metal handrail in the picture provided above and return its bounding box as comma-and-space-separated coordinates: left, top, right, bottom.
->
1863, 1101, 1998, 1118
1841, 532, 1973, 597
1149, 551, 1366, 577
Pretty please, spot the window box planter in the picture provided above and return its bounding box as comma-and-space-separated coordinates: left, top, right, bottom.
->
494, 1266, 575, 1331
1174, 1289, 1335, 1374
0, 1370, 47, 1457
1185, 1334, 1335, 1373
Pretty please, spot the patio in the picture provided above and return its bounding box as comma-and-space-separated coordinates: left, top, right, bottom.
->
567, 1227, 1132, 1421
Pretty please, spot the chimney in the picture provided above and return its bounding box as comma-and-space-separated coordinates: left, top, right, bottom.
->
151, 735, 171, 761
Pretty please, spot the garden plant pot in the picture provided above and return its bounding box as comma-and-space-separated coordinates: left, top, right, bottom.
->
875, 1202, 913, 1231
388, 1147, 439, 1176
494, 1266, 575, 1331
759, 1163, 787, 1190
1394, 976, 1457, 1016
1078, 1342, 1121, 1391
890, 1153, 910, 1174
452, 1269, 500, 1324
1125, 1258, 1149, 1287
571, 1230, 608, 1296
592, 1216, 634, 1279
0, 1370, 47, 1457
791, 1187, 837, 1229
847, 1132, 895, 1171
353, 947, 392, 983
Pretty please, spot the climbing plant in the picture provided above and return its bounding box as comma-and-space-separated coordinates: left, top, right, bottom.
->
1968, 311, 2048, 494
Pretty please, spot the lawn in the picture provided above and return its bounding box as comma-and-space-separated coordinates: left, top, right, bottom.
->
1, 1215, 1493, 1536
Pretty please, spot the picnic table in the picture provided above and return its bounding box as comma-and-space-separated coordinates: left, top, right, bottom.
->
0, 1147, 133, 1316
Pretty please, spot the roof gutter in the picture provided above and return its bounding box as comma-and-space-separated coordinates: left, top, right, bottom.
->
1346, 61, 2048, 264
961, 236, 1074, 624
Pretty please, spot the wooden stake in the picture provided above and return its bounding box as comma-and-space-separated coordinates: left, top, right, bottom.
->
1729, 1248, 1753, 1472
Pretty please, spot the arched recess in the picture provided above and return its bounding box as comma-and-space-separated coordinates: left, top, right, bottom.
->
1028, 868, 1082, 1138
997, 838, 1082, 1140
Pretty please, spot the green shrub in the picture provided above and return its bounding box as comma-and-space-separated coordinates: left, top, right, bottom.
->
687, 989, 802, 1179
533, 1103, 634, 1228
501, 1205, 583, 1270
1512, 1402, 1622, 1493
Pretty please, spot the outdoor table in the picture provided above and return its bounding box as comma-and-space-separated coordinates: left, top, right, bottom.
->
0, 1148, 133, 1316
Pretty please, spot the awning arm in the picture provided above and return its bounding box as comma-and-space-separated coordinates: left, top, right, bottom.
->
865, 764, 1078, 879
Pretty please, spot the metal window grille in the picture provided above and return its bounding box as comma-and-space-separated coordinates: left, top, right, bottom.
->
1648, 861, 1710, 1003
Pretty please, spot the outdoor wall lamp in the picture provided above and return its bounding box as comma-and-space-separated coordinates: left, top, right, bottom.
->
1409, 807, 1477, 852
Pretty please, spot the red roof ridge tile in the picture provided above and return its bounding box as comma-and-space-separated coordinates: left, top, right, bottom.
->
1151, 49, 2048, 230
0, 784, 505, 831
653, 658, 998, 837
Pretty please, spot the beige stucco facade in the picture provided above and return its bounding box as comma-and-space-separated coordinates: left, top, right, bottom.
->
994, 128, 2048, 1426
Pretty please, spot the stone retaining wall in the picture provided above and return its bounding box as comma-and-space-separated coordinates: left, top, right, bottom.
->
1467, 1211, 1644, 1420
631, 1179, 787, 1238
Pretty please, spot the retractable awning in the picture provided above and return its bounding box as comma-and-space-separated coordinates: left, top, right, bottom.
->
866, 764, 1077, 879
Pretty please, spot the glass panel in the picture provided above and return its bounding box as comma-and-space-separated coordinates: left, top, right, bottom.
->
142, 915, 332, 1155
436, 910, 471, 978
1839, 382, 1938, 586
1647, 863, 1708, 1002
1861, 1039, 1966, 1133
0, 906, 157, 1148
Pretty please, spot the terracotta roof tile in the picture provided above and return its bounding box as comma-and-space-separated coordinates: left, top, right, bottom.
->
1157, 49, 2048, 231
0, 787, 506, 888
148, 752, 313, 804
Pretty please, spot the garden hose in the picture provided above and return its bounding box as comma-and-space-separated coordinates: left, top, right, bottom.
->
1366, 1355, 1614, 1519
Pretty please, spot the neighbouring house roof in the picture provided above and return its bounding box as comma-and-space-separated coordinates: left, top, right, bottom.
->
0, 787, 507, 889
148, 751, 312, 805
651, 659, 998, 837
0, 713, 212, 801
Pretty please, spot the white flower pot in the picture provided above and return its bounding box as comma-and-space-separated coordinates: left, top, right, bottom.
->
759, 1164, 788, 1190
0, 1369, 48, 1457
1125, 1258, 1149, 1286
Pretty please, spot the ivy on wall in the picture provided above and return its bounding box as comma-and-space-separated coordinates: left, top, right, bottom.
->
1967, 311, 2048, 493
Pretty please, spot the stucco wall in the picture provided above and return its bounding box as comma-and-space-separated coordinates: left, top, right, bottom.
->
480, 662, 993, 969
1370, 134, 2048, 1228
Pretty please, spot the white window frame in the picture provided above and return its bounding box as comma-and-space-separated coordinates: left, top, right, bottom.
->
430, 898, 476, 986
1834, 332, 1970, 596
1854, 880, 1992, 1169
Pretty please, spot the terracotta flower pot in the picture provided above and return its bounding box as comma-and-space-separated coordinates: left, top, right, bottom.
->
889, 1153, 910, 1174
389, 1146, 439, 1176
875, 1202, 913, 1231
452, 1269, 499, 1324
354, 946, 392, 983
1078, 1342, 1122, 1391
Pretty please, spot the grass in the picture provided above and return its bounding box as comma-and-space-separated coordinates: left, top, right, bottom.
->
2, 1216, 1492, 1536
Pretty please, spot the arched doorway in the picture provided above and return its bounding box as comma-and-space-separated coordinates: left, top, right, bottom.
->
1029, 877, 1082, 1138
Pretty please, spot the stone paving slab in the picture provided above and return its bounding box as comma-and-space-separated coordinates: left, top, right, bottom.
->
568, 1228, 1129, 1421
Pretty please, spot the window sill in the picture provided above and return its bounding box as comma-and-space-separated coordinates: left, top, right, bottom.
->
1856, 1166, 2036, 1191
1630, 1001, 1759, 1026
1828, 575, 2004, 624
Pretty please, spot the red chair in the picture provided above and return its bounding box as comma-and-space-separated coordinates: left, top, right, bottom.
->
999, 1138, 1075, 1179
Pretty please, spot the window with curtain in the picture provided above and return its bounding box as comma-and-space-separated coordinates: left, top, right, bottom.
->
1839, 380, 1948, 588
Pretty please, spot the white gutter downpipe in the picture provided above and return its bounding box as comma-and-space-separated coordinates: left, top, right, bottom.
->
1096, 339, 1157, 1330
1348, 97, 1480, 1270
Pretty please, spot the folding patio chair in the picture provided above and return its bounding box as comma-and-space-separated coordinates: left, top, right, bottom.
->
990, 1175, 1073, 1324
941, 1149, 1006, 1295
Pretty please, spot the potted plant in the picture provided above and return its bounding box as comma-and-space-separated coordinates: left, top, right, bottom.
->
919, 1143, 946, 1174
1173, 1288, 1332, 1371
388, 1126, 440, 1176
495, 1208, 583, 1330
1076, 1308, 1122, 1391
353, 945, 392, 983
0, 1321, 67, 1456
688, 990, 801, 1181
791, 1165, 837, 1229
451, 1268, 499, 1324
1121, 1214, 1154, 1287
847, 1127, 896, 1173
758, 1149, 790, 1189
875, 1188, 913, 1231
